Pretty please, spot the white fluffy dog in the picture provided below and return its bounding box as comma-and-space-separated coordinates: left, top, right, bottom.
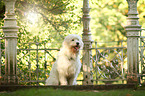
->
45, 34, 83, 85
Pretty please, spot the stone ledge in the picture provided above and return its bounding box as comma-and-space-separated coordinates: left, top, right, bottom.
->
0, 84, 138, 92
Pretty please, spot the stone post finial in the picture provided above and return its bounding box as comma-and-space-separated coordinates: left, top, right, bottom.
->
2, 0, 19, 85
82, 0, 93, 85
4, 0, 16, 14
127, 0, 138, 14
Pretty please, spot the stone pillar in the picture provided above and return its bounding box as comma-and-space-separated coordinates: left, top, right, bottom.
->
82, 0, 93, 85
125, 0, 141, 84
2, 0, 19, 85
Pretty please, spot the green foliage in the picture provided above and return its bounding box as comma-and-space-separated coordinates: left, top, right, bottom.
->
17, 42, 59, 85
138, 0, 145, 29
0, 0, 145, 85
0, 0, 144, 46
0, 0, 144, 45
90, 0, 128, 42
15, 0, 82, 47
0, 0, 5, 20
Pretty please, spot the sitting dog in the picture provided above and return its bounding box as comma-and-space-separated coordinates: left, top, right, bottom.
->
45, 34, 83, 85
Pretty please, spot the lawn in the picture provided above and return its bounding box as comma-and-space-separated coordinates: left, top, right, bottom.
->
0, 88, 145, 96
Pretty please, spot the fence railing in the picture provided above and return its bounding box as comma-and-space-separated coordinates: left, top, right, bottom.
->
139, 28, 145, 83
17, 42, 60, 85
1, 36, 145, 85
91, 41, 127, 84
0, 39, 128, 85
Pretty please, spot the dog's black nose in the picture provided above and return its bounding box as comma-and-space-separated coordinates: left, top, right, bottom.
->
76, 42, 79, 45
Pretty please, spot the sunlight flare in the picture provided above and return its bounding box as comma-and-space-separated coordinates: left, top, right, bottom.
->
27, 11, 38, 24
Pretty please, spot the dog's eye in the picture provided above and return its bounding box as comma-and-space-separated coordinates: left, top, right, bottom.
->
72, 39, 74, 41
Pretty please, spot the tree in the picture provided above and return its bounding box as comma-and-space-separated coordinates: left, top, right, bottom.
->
90, 0, 128, 44
15, 0, 82, 48
138, 0, 145, 29
90, 0, 145, 44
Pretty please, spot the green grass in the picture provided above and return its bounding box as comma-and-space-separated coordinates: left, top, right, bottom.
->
0, 88, 145, 96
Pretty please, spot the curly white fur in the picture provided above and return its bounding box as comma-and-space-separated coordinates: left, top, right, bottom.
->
45, 34, 83, 85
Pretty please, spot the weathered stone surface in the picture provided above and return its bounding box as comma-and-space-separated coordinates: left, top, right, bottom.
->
82, 0, 93, 85
2, 0, 19, 85
125, 0, 141, 84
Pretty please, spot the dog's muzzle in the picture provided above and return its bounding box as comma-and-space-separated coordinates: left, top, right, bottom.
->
73, 42, 80, 51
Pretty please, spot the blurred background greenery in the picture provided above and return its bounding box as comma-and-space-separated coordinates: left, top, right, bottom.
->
0, 0, 145, 46
0, 0, 145, 85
